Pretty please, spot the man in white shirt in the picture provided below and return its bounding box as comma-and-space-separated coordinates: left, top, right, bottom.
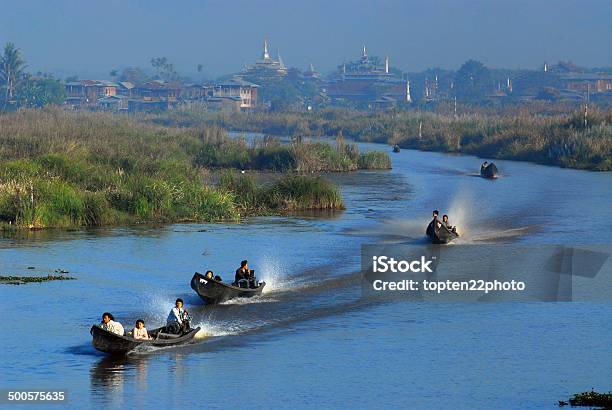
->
167, 298, 190, 334
101, 312, 124, 336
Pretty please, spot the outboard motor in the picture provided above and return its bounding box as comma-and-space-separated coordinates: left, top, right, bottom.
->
167, 321, 181, 335
182, 317, 192, 333
248, 269, 258, 289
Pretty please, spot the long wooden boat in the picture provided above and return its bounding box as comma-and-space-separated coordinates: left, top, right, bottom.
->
190, 272, 265, 305
426, 221, 459, 244
90, 325, 200, 355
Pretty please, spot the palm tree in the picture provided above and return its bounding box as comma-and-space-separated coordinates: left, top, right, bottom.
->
0, 42, 28, 109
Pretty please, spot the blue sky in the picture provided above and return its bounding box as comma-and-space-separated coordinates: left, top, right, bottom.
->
1, 0, 610, 78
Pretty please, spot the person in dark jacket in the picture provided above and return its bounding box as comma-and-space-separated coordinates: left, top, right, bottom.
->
235, 260, 251, 285
426, 210, 441, 238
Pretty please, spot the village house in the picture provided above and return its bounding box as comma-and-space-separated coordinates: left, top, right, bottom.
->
117, 81, 135, 98
129, 80, 182, 112
560, 73, 612, 94
212, 79, 258, 109
202, 78, 259, 112
65, 80, 119, 107
180, 84, 207, 101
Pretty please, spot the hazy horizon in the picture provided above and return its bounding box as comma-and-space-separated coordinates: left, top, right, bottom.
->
1, 0, 611, 79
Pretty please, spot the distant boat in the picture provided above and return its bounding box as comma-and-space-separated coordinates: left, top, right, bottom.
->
392, 144, 401, 153
480, 162, 498, 179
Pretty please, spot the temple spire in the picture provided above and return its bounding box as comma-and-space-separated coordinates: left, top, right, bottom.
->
385, 56, 389, 74
263, 38, 270, 60
362, 45, 367, 59
277, 50, 285, 69
406, 80, 412, 103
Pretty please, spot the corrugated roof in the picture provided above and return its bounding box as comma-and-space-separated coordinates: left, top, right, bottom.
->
217, 78, 260, 87
561, 73, 612, 81
65, 79, 119, 87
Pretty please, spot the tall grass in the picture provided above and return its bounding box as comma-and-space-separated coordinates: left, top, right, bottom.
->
0, 108, 346, 229
219, 171, 344, 213
164, 105, 612, 171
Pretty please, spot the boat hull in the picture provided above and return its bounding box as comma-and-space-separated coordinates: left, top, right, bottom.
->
90, 325, 200, 355
190, 272, 265, 304
480, 163, 498, 179
426, 222, 459, 244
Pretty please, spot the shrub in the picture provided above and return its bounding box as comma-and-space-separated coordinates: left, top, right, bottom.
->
359, 152, 392, 169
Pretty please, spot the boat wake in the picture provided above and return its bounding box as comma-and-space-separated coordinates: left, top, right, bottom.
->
192, 319, 246, 338
219, 296, 278, 305
257, 255, 304, 293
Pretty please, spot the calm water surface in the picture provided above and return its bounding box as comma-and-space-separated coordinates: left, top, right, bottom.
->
1, 144, 611, 409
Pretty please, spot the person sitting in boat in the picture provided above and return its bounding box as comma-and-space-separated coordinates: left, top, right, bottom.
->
205, 270, 214, 279
235, 260, 253, 287
481, 161, 488, 172
132, 319, 151, 340
442, 214, 457, 234
426, 210, 442, 238
167, 298, 191, 334
101, 312, 124, 336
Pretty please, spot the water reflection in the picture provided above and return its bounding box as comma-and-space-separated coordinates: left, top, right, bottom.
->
0, 225, 173, 248
90, 354, 149, 406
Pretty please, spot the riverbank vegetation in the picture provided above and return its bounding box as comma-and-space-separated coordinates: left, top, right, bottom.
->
0, 274, 76, 285
0, 109, 376, 229
219, 172, 344, 213
163, 105, 612, 171
559, 390, 612, 407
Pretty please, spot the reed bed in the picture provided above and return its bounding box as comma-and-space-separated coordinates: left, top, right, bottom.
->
163, 105, 612, 171
0, 108, 348, 229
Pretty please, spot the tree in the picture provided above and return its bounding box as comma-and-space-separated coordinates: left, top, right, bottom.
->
0, 42, 28, 109
118, 67, 147, 85
15, 75, 65, 108
454, 60, 493, 101
150, 57, 179, 82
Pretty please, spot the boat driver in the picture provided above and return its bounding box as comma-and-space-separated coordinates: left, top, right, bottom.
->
235, 260, 256, 288
235, 260, 251, 280
167, 298, 190, 334
426, 210, 442, 237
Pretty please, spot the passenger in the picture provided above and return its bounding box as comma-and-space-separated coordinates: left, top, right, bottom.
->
481, 161, 488, 172
132, 319, 151, 340
166, 298, 190, 334
201, 270, 222, 281
235, 260, 252, 286
442, 214, 457, 234
101, 312, 124, 336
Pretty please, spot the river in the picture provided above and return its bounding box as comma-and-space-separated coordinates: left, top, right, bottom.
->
1, 142, 611, 409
